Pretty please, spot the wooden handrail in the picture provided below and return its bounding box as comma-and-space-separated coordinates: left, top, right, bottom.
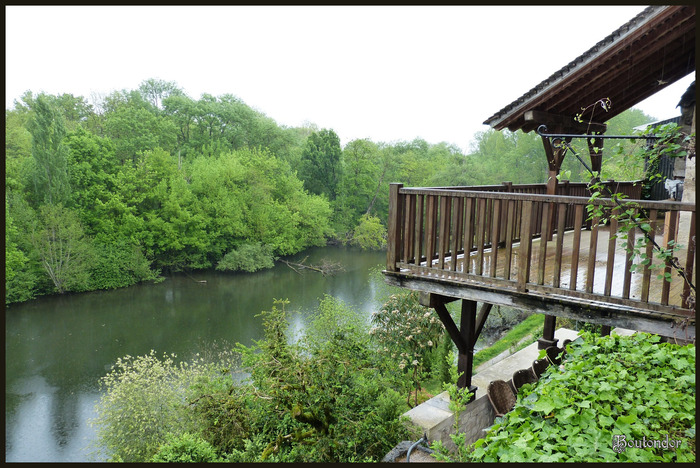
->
386, 183, 695, 317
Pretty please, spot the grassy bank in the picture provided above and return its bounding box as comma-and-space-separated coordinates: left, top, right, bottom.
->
423, 313, 545, 397
472, 313, 545, 368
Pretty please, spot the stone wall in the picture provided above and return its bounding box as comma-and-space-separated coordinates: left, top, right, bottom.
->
403, 391, 496, 452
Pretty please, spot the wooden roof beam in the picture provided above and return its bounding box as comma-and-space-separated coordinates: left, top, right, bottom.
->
522, 110, 607, 134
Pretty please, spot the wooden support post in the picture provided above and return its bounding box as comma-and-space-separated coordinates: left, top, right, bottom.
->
541, 131, 566, 241
387, 183, 403, 272
600, 325, 612, 336
474, 303, 493, 343
538, 315, 558, 349
430, 298, 466, 355
425, 293, 480, 397
457, 299, 478, 398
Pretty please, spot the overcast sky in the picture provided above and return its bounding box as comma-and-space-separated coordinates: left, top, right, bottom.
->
5, 5, 695, 152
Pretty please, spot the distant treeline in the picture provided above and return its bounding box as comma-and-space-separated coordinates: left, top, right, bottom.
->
5, 78, 653, 303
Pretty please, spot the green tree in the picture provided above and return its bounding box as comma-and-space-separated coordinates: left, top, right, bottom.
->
350, 213, 386, 250
90, 350, 218, 462
5, 107, 33, 193
5, 198, 39, 304
299, 129, 342, 200
64, 127, 118, 233
334, 139, 381, 233
102, 90, 177, 164
92, 298, 410, 462
232, 298, 410, 462
188, 148, 332, 265
470, 129, 548, 184
138, 78, 183, 110
151, 432, 221, 463
116, 148, 208, 269
598, 108, 657, 181
216, 242, 275, 273
27, 94, 72, 206
30, 204, 95, 293
424, 142, 481, 187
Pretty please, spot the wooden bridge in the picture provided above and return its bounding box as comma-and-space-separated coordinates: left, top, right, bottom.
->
383, 182, 696, 391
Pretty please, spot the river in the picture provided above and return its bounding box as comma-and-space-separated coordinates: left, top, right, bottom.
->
4, 246, 388, 462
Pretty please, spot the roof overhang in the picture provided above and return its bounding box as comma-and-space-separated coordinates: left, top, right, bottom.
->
484, 5, 696, 133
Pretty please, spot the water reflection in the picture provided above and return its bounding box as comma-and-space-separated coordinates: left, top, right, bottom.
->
5, 374, 100, 462
5, 246, 387, 462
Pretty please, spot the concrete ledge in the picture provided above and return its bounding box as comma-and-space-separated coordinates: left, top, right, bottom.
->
405, 391, 495, 450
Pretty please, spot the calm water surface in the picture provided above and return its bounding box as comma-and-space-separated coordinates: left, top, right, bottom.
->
5, 246, 387, 462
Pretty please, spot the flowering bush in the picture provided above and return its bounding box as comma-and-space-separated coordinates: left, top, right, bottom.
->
370, 291, 445, 406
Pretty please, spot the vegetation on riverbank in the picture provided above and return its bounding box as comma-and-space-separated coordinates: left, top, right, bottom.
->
5, 80, 655, 304
90, 294, 448, 462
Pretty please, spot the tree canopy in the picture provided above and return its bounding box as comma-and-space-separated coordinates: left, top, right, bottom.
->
5, 79, 658, 304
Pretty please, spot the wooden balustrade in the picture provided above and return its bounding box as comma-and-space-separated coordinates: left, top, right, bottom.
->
386, 183, 695, 319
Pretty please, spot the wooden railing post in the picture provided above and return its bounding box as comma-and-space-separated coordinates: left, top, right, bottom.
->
517, 201, 534, 292
386, 183, 403, 272
661, 210, 679, 305
681, 211, 696, 309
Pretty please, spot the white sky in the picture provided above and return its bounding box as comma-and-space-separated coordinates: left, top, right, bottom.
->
5, 5, 695, 152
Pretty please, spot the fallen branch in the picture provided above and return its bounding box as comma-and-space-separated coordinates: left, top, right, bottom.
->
184, 271, 207, 283
279, 256, 345, 276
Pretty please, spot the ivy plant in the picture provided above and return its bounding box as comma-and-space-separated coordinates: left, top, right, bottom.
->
461, 332, 695, 462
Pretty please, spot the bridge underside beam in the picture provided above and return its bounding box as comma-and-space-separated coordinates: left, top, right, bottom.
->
384, 272, 695, 343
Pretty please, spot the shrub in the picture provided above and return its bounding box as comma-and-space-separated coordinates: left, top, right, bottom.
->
304, 294, 368, 347
89, 238, 159, 290
216, 242, 275, 272
231, 298, 411, 462
89, 350, 227, 462
151, 432, 221, 463
370, 291, 445, 407
350, 213, 387, 250
92, 298, 411, 463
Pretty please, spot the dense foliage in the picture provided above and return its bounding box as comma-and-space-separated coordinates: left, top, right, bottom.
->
90, 297, 419, 462
370, 291, 448, 407
433, 332, 696, 462
5, 80, 658, 304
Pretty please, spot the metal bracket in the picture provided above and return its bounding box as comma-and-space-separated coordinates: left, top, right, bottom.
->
537, 125, 659, 149
536, 124, 660, 141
